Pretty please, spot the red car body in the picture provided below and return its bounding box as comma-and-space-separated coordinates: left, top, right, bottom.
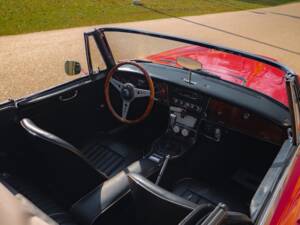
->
147, 45, 288, 106
270, 152, 300, 225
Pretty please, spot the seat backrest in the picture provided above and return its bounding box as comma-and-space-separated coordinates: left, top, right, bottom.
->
128, 173, 208, 225
20, 118, 106, 204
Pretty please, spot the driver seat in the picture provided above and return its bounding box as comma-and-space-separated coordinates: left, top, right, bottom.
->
20, 118, 140, 204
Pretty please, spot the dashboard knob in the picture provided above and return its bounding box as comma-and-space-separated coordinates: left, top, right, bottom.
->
173, 125, 180, 133
181, 128, 189, 137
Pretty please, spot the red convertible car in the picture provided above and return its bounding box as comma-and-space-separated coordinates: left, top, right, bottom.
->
0, 27, 299, 225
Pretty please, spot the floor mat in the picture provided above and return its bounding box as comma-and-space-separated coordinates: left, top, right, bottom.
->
231, 169, 261, 192
173, 178, 249, 214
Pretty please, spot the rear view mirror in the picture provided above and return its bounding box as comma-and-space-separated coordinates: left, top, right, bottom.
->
65, 61, 81, 76
176, 57, 202, 71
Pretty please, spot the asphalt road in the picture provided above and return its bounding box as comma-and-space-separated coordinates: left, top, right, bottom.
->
0, 3, 299, 102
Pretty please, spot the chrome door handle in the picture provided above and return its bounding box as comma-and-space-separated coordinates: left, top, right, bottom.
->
59, 90, 78, 102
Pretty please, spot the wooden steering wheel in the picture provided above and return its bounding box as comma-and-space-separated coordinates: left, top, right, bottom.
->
104, 62, 155, 124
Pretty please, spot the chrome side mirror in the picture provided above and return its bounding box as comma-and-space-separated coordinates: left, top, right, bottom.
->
64, 61, 81, 76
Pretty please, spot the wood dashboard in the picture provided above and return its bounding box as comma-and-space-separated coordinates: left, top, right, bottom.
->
206, 99, 286, 145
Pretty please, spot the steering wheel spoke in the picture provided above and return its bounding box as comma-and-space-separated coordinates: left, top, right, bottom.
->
134, 88, 151, 98
110, 78, 124, 92
104, 62, 155, 124
122, 100, 131, 119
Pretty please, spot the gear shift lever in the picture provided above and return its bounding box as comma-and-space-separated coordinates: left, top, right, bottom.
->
170, 113, 177, 128
155, 154, 171, 185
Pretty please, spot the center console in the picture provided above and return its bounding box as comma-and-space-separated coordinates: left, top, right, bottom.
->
150, 86, 208, 159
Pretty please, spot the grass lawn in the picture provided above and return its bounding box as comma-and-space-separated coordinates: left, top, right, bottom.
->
1, 0, 299, 36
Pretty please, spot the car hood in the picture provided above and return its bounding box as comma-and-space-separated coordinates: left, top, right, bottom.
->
147, 45, 287, 106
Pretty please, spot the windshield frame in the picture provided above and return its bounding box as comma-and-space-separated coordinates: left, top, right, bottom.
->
85, 27, 297, 112
98, 27, 295, 75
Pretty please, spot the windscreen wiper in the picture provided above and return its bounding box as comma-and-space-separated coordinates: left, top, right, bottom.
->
129, 58, 153, 63
130, 58, 221, 83
155, 57, 221, 79
189, 68, 221, 79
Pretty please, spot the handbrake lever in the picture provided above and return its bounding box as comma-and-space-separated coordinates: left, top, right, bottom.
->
155, 154, 171, 185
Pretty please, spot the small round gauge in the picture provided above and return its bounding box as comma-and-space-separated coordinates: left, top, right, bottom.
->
173, 125, 180, 133
181, 128, 189, 137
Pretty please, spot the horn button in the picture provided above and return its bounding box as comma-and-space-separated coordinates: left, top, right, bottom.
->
120, 83, 135, 101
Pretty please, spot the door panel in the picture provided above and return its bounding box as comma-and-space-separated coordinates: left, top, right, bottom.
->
0, 101, 27, 171
17, 75, 120, 146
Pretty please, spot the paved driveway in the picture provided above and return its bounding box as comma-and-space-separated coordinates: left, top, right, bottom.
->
0, 3, 299, 102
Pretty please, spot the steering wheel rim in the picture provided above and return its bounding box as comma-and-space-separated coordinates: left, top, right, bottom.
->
104, 62, 155, 124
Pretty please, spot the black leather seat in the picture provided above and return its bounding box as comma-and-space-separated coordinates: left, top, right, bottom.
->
0, 173, 77, 225
20, 118, 141, 203
70, 159, 160, 225
128, 173, 213, 225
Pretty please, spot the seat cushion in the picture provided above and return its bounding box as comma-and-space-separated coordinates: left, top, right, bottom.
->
80, 135, 142, 177
0, 173, 77, 225
173, 178, 249, 214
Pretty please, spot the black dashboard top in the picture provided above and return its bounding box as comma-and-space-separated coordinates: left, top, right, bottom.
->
118, 62, 291, 127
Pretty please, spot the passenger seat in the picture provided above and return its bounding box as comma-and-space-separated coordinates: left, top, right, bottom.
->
0, 173, 77, 225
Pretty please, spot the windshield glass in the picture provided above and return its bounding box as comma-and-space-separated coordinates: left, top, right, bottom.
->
103, 30, 288, 106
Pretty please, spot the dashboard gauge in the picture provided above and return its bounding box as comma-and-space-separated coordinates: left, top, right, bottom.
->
243, 112, 250, 120
173, 125, 180, 133
181, 128, 189, 137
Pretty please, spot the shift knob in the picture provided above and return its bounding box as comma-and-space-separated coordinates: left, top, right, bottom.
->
170, 113, 177, 127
